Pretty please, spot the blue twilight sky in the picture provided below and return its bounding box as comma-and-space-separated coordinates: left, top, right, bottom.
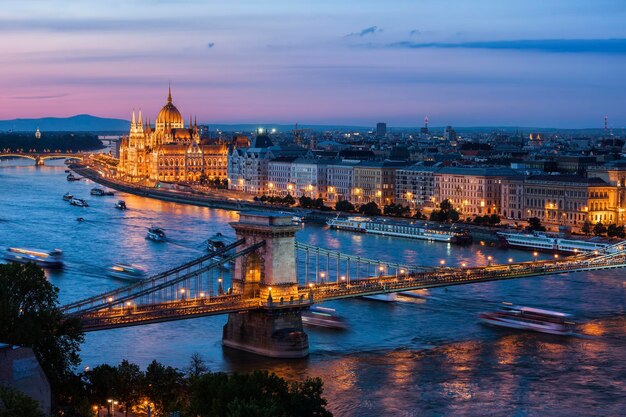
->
1, 0, 626, 128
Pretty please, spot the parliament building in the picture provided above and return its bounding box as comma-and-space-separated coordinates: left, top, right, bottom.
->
118, 87, 228, 184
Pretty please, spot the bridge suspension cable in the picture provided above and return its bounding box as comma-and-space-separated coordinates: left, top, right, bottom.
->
62, 238, 247, 314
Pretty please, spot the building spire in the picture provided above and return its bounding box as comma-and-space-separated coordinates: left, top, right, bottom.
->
168, 82, 172, 104
131, 110, 136, 126
138, 109, 143, 125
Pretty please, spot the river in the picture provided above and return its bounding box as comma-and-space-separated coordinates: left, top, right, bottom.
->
1, 160, 625, 416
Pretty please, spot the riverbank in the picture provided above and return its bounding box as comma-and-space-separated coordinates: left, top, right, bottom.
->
72, 163, 503, 242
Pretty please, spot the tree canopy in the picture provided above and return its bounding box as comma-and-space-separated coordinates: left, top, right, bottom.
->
0, 263, 84, 392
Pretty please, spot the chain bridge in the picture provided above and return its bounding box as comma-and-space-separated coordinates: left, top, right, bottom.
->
62, 212, 626, 358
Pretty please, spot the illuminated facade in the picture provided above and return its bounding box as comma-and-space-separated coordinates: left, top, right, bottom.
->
118, 87, 228, 183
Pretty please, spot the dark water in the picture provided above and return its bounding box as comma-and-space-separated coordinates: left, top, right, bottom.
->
1, 160, 625, 416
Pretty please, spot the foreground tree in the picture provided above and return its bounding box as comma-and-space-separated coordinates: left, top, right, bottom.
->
145, 360, 187, 416
581, 220, 592, 235
187, 370, 332, 417
0, 385, 44, 417
0, 263, 84, 392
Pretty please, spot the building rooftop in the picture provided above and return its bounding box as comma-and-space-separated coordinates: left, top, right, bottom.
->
526, 175, 609, 185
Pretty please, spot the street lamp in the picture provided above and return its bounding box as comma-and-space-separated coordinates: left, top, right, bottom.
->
320, 272, 325, 284
340, 275, 346, 286
439, 260, 445, 266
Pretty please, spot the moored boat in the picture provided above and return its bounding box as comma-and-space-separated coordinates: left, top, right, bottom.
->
62, 192, 73, 201
146, 226, 166, 242
90, 188, 104, 196
66, 173, 80, 181
4, 247, 64, 268
480, 304, 576, 335
107, 263, 147, 281
327, 216, 472, 245
497, 231, 618, 254
69, 197, 88, 207
302, 306, 348, 329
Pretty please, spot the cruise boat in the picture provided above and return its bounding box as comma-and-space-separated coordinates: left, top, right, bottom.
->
62, 192, 73, 201
107, 263, 147, 281
479, 304, 576, 336
301, 306, 348, 329
69, 197, 88, 207
66, 173, 80, 181
497, 231, 617, 254
4, 247, 64, 268
114, 200, 127, 210
146, 226, 166, 242
327, 216, 472, 244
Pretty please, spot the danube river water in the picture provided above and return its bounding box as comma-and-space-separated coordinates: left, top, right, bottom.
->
1, 160, 625, 416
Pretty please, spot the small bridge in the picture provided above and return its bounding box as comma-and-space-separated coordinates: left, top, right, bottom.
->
62, 213, 626, 358
0, 152, 85, 165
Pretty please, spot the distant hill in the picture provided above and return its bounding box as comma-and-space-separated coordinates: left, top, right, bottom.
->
0, 114, 611, 135
0, 114, 129, 132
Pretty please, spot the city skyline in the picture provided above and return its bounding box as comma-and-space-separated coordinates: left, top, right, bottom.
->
2, 0, 626, 127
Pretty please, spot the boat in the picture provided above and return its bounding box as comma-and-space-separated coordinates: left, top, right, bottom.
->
362, 293, 398, 302
90, 187, 114, 196
76, 217, 85, 222
301, 306, 348, 329
146, 226, 166, 242
206, 232, 233, 252
69, 197, 88, 207
66, 173, 80, 181
327, 216, 472, 244
479, 304, 576, 336
62, 192, 73, 201
107, 263, 147, 281
206, 232, 234, 268
497, 231, 618, 254
3, 247, 64, 268
114, 200, 127, 210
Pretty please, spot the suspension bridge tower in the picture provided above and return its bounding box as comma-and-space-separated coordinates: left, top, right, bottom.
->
222, 212, 309, 358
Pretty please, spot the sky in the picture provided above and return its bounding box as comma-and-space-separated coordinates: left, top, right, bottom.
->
1, 0, 626, 128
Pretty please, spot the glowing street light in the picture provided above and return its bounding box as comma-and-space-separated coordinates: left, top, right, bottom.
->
440, 260, 446, 266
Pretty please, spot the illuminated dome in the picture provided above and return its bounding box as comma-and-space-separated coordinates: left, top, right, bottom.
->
156, 86, 184, 129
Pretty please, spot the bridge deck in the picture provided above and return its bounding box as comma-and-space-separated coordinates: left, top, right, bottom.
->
74, 252, 626, 332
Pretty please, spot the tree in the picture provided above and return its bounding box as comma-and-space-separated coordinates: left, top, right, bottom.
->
0, 263, 84, 392
593, 222, 607, 236
145, 360, 187, 416
582, 220, 592, 235
358, 201, 381, 216
489, 214, 501, 225
186, 352, 209, 379
282, 194, 296, 206
526, 217, 546, 232
187, 370, 332, 417
429, 199, 460, 223
0, 386, 44, 417
335, 200, 355, 212
383, 204, 410, 217
607, 223, 619, 237
85, 364, 119, 408
116, 360, 144, 417
299, 196, 315, 208
413, 210, 425, 220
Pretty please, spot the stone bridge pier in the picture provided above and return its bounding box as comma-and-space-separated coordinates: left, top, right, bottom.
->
222, 212, 309, 358
35, 156, 44, 166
